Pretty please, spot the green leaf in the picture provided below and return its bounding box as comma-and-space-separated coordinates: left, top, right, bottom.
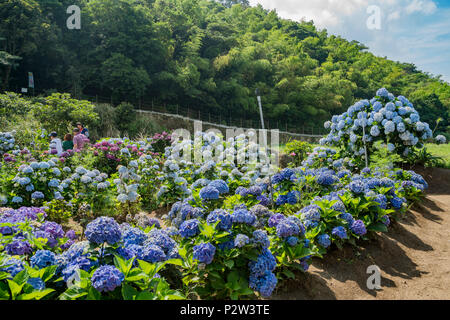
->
164, 292, 185, 300
59, 286, 88, 300
224, 260, 234, 269
165, 258, 183, 267
13, 269, 29, 285
41, 265, 58, 282
136, 291, 154, 300
137, 260, 154, 275
282, 269, 296, 279
17, 288, 55, 300
7, 280, 25, 299
368, 222, 388, 233
125, 269, 147, 282
0, 283, 10, 300
121, 283, 139, 300
86, 287, 102, 300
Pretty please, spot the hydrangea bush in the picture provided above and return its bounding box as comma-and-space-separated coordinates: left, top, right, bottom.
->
0, 124, 434, 300
320, 88, 434, 168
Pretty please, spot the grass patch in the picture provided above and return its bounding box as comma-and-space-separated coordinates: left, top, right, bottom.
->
425, 143, 450, 169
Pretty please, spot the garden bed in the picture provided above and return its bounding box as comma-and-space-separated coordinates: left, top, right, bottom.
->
274, 167, 450, 299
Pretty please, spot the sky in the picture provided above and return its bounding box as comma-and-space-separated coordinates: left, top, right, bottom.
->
248, 0, 450, 83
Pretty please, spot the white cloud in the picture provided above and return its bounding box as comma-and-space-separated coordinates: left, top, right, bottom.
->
248, 0, 449, 81
406, 0, 437, 15
248, 0, 369, 27
387, 10, 400, 21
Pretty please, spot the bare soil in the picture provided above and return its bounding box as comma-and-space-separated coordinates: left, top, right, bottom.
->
273, 166, 450, 300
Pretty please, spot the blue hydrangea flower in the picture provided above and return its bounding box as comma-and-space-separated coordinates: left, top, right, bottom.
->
332, 226, 348, 239
122, 227, 147, 246
391, 196, 404, 209
31, 192, 44, 199
348, 180, 365, 194
276, 219, 300, 238
249, 248, 277, 277
231, 209, 256, 225
179, 219, 200, 238
381, 215, 391, 226
252, 230, 270, 248
199, 186, 220, 200
91, 265, 124, 292
339, 212, 354, 225
40, 221, 65, 239
234, 234, 250, 248
268, 213, 285, 228
286, 236, 298, 246
85, 217, 122, 245
146, 229, 176, 253
376, 88, 389, 98
316, 173, 335, 186
0, 258, 25, 277
207, 180, 229, 194
141, 244, 166, 263
193, 243, 216, 265
30, 250, 56, 269
206, 209, 232, 231
317, 234, 331, 248
27, 277, 45, 290
249, 270, 277, 297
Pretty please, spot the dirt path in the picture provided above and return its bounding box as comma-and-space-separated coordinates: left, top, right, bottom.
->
273, 167, 450, 300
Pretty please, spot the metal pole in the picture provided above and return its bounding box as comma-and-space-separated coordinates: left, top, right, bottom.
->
255, 88, 274, 209
362, 124, 369, 168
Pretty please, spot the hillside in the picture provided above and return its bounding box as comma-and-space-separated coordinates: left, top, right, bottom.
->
0, 0, 449, 136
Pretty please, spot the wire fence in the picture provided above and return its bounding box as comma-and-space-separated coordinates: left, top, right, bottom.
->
80, 94, 328, 138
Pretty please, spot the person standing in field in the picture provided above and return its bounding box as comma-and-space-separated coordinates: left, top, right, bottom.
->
49, 132, 63, 156
62, 133, 74, 151
76, 122, 89, 138
73, 128, 89, 151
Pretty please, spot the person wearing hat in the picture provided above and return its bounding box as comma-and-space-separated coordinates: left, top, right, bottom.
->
76, 122, 89, 138
49, 132, 63, 156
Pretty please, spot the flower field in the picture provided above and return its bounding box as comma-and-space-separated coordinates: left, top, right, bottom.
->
0, 88, 445, 300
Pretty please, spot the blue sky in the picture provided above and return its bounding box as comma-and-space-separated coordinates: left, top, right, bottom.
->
249, 0, 450, 83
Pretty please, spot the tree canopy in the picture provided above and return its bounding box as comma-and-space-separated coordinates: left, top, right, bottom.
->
1, 0, 449, 136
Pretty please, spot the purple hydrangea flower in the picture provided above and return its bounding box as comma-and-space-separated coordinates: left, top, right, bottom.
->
6, 240, 32, 255
350, 220, 367, 236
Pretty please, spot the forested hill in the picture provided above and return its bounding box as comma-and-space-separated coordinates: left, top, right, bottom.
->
1, 0, 449, 134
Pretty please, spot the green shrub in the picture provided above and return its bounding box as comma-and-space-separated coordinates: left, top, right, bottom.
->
114, 102, 136, 135
0, 92, 35, 119
32, 93, 99, 136
284, 140, 313, 167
